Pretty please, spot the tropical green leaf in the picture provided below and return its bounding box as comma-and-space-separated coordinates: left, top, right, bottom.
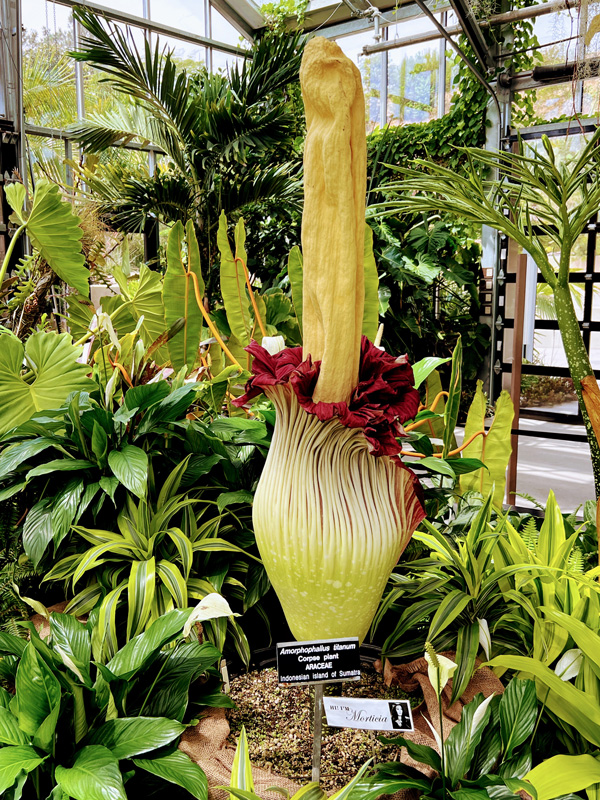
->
157, 560, 187, 608
362, 224, 379, 342
87, 717, 185, 759
459, 381, 514, 508
0, 332, 95, 435
445, 693, 495, 785
55, 745, 127, 800
22, 499, 53, 568
27, 459, 95, 479
217, 490, 254, 513
419, 457, 456, 478
49, 612, 92, 685
0, 708, 29, 746
526, 755, 600, 800
52, 478, 85, 548
499, 678, 537, 759
0, 437, 59, 478
164, 220, 205, 371
287, 245, 303, 334
230, 725, 254, 796
110, 265, 168, 362
127, 558, 156, 639
106, 608, 192, 679
429, 590, 472, 640
15, 644, 61, 737
487, 654, 600, 747
24, 181, 90, 297
450, 621, 480, 704
412, 356, 451, 390
218, 212, 250, 347
108, 445, 148, 499
0, 746, 46, 793
443, 336, 462, 458
133, 750, 208, 799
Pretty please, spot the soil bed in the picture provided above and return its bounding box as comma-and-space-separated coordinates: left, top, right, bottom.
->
227, 667, 416, 793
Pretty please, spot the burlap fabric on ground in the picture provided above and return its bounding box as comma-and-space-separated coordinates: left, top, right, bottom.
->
180, 708, 302, 800
181, 652, 503, 800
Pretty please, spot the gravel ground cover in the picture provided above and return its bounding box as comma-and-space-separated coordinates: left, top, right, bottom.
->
227, 667, 415, 792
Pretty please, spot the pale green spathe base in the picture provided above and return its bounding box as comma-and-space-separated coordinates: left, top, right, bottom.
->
253, 387, 422, 643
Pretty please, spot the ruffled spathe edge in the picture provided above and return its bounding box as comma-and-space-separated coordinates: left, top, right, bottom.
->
234, 336, 420, 458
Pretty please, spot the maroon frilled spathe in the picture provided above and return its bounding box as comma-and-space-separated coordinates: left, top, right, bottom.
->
234, 336, 420, 459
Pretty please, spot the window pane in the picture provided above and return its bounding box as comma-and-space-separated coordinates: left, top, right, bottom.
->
155, 34, 206, 68
387, 40, 439, 125
22, 0, 77, 127
210, 6, 245, 46
151, 0, 205, 35
520, 374, 578, 412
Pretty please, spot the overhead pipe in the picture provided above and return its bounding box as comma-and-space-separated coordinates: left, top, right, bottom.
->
362, 0, 579, 55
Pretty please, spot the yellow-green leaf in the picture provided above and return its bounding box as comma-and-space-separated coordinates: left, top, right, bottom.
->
459, 382, 514, 508
288, 246, 303, 335
218, 212, 250, 347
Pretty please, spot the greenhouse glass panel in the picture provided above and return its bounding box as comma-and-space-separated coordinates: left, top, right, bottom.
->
150, 0, 205, 35
153, 34, 206, 69
387, 38, 439, 125
210, 6, 246, 45
22, 0, 77, 127
335, 31, 382, 131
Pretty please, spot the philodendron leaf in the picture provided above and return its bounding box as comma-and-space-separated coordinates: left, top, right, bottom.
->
164, 220, 205, 371
0, 707, 29, 746
4, 184, 26, 223
459, 380, 514, 508
19, 181, 90, 297
218, 212, 251, 347
108, 445, 148, 499
0, 332, 95, 436
86, 717, 185, 759
55, 745, 127, 800
362, 224, 379, 342
0, 745, 46, 793
133, 750, 208, 799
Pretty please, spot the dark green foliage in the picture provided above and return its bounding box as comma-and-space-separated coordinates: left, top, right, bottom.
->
0, 500, 39, 633
354, 678, 538, 798
0, 608, 221, 799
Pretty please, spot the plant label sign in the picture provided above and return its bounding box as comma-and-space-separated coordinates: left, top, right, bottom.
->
276, 637, 360, 685
324, 697, 414, 732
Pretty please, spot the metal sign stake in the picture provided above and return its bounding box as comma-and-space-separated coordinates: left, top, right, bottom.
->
311, 683, 325, 783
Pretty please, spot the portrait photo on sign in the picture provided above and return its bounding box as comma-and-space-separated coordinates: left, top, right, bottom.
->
388, 701, 413, 731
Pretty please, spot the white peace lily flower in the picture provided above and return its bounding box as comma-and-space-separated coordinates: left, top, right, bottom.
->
96, 311, 120, 350
104, 367, 119, 409
469, 693, 496, 734
424, 651, 457, 698
261, 335, 286, 355
183, 593, 239, 638
555, 648, 583, 681
423, 715, 442, 752
478, 618, 491, 661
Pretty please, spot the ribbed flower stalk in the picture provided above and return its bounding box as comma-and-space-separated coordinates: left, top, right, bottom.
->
236, 37, 425, 643
254, 385, 423, 641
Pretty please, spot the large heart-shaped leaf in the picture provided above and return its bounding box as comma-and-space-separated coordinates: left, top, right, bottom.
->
132, 750, 208, 800
108, 445, 148, 499
0, 332, 95, 435
6, 181, 90, 297
55, 746, 127, 800
0, 745, 46, 793
87, 717, 184, 759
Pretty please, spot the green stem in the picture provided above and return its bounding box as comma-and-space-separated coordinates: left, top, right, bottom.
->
438, 678, 447, 798
0, 223, 27, 286
553, 280, 600, 497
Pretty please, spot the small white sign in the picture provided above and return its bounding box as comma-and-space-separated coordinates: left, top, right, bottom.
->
323, 697, 414, 732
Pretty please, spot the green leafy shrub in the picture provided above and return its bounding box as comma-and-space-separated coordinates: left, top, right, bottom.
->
0, 605, 227, 799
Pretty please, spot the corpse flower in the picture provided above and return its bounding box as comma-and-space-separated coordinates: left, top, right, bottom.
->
235, 37, 425, 642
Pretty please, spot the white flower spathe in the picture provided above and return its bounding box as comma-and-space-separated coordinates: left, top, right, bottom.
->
555, 648, 583, 681
183, 593, 239, 638
261, 336, 286, 355
424, 651, 457, 697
